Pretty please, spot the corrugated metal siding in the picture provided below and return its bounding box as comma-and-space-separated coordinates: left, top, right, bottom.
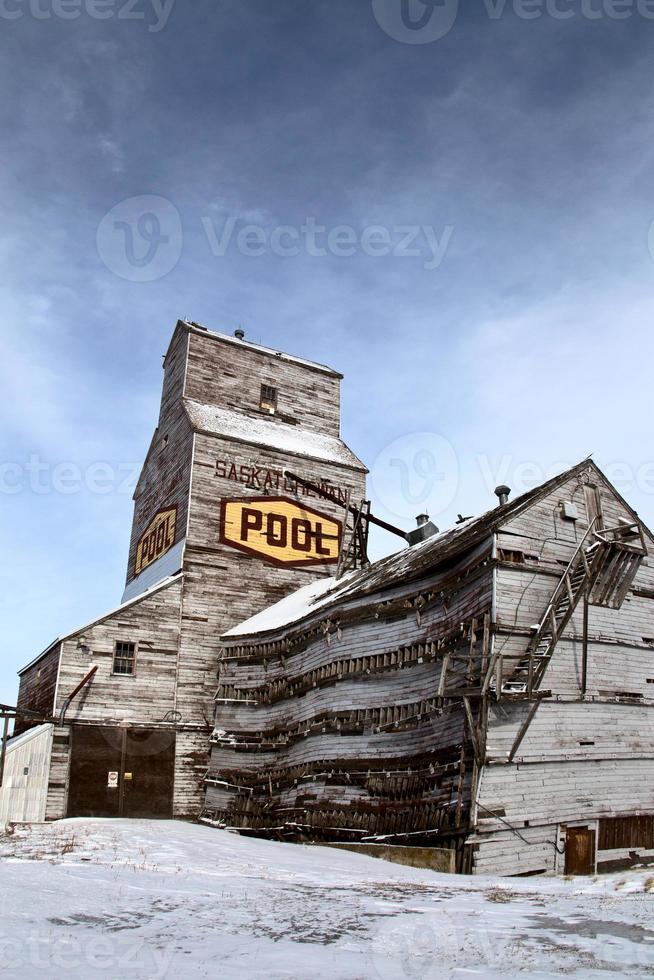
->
121, 538, 185, 603
0, 724, 53, 826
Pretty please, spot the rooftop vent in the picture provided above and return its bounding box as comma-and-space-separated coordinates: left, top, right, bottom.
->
234, 327, 245, 340
495, 485, 511, 507
405, 513, 439, 547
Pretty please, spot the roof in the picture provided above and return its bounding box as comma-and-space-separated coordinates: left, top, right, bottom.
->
183, 399, 367, 471
223, 458, 598, 640
223, 575, 355, 638
182, 320, 343, 378
17, 574, 183, 675
6, 722, 53, 752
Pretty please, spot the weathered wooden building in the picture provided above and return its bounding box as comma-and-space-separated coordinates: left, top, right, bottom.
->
8, 319, 366, 821
6, 321, 654, 878
205, 460, 654, 875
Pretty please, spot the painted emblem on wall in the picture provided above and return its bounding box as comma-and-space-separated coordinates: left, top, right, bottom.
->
220, 496, 342, 567
135, 505, 178, 575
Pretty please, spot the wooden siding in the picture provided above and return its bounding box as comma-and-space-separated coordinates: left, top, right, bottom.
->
15, 644, 60, 736
40, 579, 188, 819
45, 727, 71, 820
206, 556, 492, 846
208, 461, 654, 875
174, 431, 367, 734
474, 466, 654, 875
184, 326, 342, 438
54, 578, 184, 726
17, 319, 366, 820
125, 324, 193, 586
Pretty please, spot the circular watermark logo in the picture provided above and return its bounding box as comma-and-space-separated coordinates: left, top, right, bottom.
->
647, 218, 654, 268
370, 915, 454, 979
371, 0, 459, 44
369, 431, 459, 522
96, 194, 182, 282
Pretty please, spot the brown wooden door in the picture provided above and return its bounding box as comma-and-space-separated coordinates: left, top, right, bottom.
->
121, 729, 175, 818
67, 726, 175, 819
67, 726, 123, 817
565, 826, 596, 875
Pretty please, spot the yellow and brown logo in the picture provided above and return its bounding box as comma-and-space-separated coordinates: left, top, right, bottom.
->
135, 505, 177, 575
220, 496, 341, 567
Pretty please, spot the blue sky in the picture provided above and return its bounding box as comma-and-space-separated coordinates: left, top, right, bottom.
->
3, 0, 654, 707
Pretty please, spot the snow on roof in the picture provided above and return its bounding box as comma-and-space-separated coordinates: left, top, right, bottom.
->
183, 399, 366, 471
222, 458, 600, 641
183, 321, 342, 377
17, 574, 183, 675
223, 571, 368, 638
221, 533, 442, 641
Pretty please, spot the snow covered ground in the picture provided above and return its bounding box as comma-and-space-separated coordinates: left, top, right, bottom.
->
0, 820, 652, 979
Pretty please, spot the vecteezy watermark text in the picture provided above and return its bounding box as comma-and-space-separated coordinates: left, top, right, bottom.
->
372, 0, 654, 45
95, 195, 455, 281
369, 432, 654, 524
0, 933, 172, 976
0, 0, 175, 32
201, 216, 454, 270
0, 456, 139, 495
476, 454, 654, 498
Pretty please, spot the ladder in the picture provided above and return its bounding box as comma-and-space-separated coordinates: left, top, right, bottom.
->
336, 498, 371, 578
500, 519, 644, 695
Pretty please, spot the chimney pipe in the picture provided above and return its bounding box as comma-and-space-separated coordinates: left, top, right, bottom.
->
234, 327, 245, 340
405, 514, 439, 546
495, 485, 511, 507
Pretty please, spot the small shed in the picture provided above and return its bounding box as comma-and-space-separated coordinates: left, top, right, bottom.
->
0, 725, 54, 827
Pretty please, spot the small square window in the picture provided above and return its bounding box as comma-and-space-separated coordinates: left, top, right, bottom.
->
113, 641, 136, 676
260, 384, 277, 414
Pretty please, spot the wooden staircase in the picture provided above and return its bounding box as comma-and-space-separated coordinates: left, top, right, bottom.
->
498, 519, 645, 697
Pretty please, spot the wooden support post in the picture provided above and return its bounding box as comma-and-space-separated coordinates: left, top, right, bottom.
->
463, 696, 480, 762
0, 716, 9, 788
466, 618, 477, 683
455, 742, 466, 829
481, 613, 490, 680
581, 594, 589, 696
438, 652, 450, 697
508, 701, 540, 763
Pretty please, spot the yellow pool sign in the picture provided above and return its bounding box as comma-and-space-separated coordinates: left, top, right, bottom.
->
135, 505, 178, 575
220, 496, 342, 567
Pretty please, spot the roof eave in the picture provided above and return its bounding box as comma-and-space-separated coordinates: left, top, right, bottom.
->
184, 320, 343, 379
183, 402, 368, 474
17, 573, 183, 676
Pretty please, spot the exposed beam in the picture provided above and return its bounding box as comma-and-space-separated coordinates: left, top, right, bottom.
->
284, 471, 407, 540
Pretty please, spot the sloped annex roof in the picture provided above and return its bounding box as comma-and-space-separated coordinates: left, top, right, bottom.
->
183, 399, 367, 471
223, 457, 612, 640
17, 574, 183, 676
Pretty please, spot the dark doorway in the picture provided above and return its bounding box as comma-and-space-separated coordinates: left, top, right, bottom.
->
564, 825, 596, 875
67, 726, 175, 818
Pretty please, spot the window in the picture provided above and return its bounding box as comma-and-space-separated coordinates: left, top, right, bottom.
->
260, 384, 277, 414
113, 641, 136, 676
